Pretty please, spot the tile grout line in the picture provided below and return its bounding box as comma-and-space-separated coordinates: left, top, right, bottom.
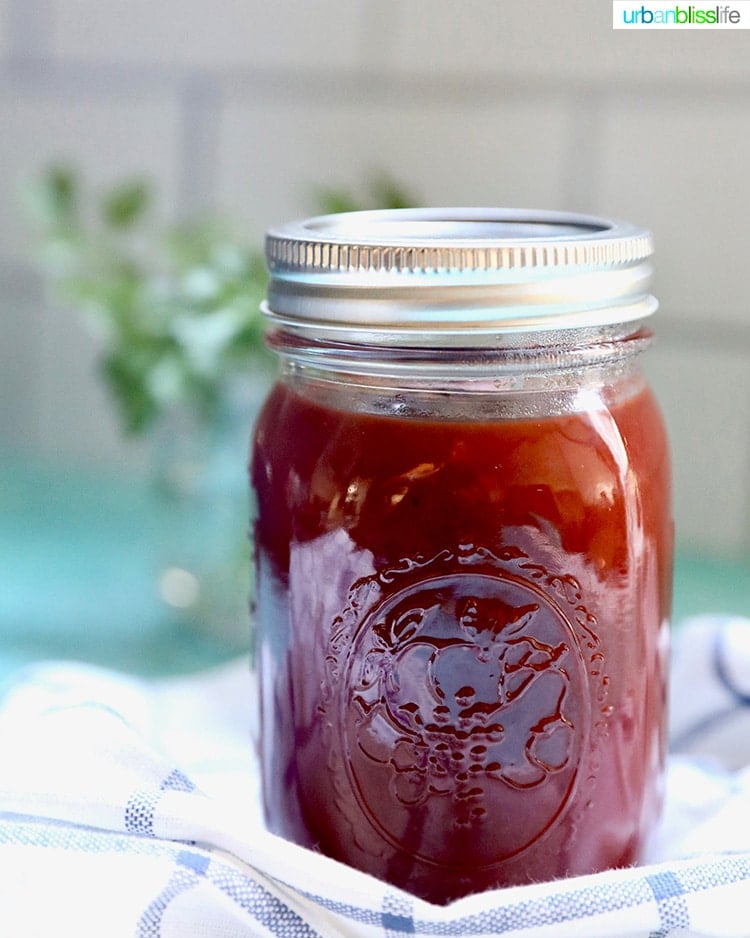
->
2, 56, 750, 105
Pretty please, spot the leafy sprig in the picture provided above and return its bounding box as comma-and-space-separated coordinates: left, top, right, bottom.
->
26, 168, 417, 436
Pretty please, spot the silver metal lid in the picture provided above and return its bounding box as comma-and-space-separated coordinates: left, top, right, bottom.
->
264, 208, 656, 345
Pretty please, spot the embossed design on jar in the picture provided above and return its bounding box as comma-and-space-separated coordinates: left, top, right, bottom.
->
321, 544, 607, 869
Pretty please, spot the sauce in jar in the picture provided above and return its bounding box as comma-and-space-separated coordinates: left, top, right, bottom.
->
252, 210, 672, 904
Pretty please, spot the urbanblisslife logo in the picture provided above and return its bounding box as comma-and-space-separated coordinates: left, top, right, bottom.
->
613, 0, 750, 27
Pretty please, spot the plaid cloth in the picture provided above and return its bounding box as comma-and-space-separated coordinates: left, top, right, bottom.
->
1, 616, 749, 937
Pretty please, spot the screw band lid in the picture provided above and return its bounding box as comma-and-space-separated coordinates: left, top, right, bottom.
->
264, 208, 656, 345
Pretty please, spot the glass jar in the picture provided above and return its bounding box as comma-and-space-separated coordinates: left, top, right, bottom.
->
251, 209, 672, 904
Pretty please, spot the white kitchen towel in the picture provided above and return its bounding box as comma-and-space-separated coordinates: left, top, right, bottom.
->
1, 614, 749, 938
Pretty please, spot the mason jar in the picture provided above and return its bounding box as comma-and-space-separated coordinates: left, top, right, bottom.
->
251, 208, 672, 904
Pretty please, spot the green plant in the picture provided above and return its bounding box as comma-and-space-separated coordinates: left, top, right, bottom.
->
26, 167, 417, 437
26, 167, 270, 435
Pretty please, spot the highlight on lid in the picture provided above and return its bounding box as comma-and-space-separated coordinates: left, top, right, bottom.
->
262, 208, 657, 337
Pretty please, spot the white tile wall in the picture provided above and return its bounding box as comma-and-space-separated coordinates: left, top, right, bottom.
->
1, 0, 749, 555
644, 342, 750, 553
383, 0, 750, 82
51, 0, 369, 70
0, 87, 182, 261
216, 96, 574, 238
0, 2, 7, 58
596, 99, 750, 324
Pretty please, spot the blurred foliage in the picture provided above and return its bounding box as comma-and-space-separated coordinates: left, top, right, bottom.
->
313, 175, 415, 215
25, 168, 417, 436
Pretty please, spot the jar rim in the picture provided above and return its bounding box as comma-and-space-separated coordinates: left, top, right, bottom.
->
264, 207, 657, 343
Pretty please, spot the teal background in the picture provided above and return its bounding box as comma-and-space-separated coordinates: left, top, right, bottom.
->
0, 457, 252, 682
3, 456, 748, 683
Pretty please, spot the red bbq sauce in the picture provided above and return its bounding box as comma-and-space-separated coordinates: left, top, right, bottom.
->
253, 209, 672, 904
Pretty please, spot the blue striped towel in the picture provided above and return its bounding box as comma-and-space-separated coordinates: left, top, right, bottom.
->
1, 615, 749, 937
